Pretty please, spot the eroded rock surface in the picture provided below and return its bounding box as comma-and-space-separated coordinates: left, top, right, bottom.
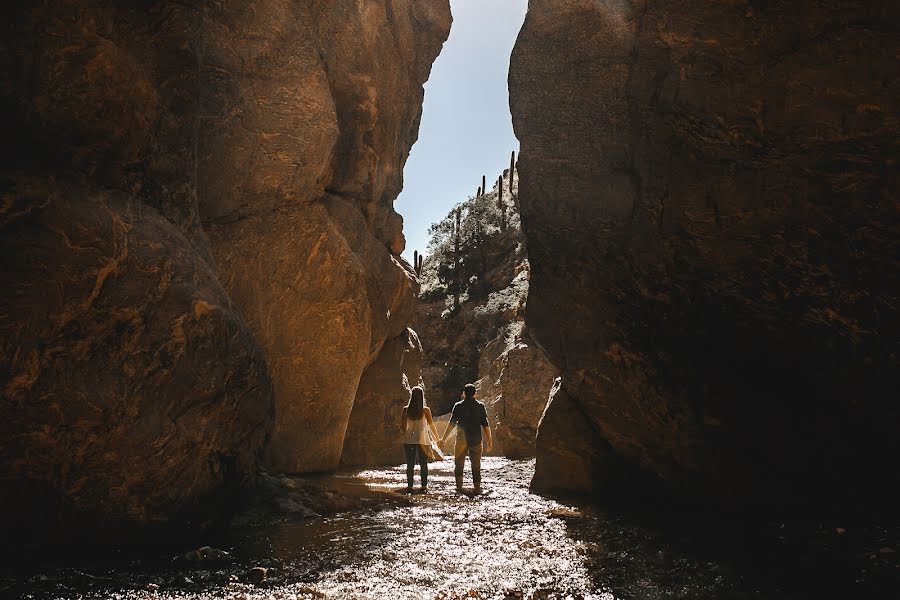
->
510, 0, 900, 508
341, 328, 424, 467
0, 181, 274, 545
531, 379, 618, 495
0, 0, 450, 544
416, 167, 556, 458
193, 1, 450, 473
477, 323, 556, 458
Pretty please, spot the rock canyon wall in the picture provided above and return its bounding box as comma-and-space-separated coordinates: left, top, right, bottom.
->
0, 0, 450, 546
510, 0, 899, 509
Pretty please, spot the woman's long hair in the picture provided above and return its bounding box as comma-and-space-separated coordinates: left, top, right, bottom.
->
405, 386, 425, 420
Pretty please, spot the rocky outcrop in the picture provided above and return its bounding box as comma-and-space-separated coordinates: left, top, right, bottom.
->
193, 1, 451, 472
416, 167, 557, 458
0, 182, 274, 546
477, 323, 557, 458
510, 0, 900, 509
531, 380, 614, 495
0, 0, 450, 544
416, 168, 526, 416
341, 328, 424, 467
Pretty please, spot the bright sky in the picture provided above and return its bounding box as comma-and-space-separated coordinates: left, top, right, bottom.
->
396, 0, 528, 261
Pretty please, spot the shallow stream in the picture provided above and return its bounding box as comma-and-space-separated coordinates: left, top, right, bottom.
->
7, 458, 897, 599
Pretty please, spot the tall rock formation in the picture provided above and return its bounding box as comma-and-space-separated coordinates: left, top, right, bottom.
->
510, 0, 899, 509
0, 0, 450, 545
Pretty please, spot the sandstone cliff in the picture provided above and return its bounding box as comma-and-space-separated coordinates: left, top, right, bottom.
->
510, 0, 899, 509
0, 0, 450, 546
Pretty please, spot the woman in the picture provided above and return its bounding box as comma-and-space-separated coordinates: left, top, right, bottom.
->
400, 386, 440, 493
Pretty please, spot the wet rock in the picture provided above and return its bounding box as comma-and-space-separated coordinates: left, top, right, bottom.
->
180, 546, 234, 565
279, 477, 299, 491
274, 498, 318, 519
478, 323, 557, 458
510, 0, 900, 508
240, 567, 268, 585
236, 470, 373, 525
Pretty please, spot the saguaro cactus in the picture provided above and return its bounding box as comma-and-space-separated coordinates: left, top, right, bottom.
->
510, 150, 519, 209
477, 186, 481, 198
482, 175, 486, 197
453, 207, 462, 310
413, 250, 423, 277
497, 176, 506, 231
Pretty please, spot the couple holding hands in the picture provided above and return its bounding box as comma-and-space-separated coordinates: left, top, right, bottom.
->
400, 383, 493, 494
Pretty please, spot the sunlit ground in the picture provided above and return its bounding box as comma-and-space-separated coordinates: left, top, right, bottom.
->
11, 459, 613, 599
258, 458, 609, 599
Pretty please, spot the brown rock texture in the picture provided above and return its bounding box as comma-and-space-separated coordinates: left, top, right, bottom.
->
510, 0, 900, 508
191, 1, 451, 473
0, 0, 450, 542
531, 379, 619, 495
416, 168, 557, 458
341, 328, 424, 467
0, 180, 274, 544
477, 323, 557, 458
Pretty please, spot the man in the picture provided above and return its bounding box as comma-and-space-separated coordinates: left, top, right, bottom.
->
441, 383, 493, 493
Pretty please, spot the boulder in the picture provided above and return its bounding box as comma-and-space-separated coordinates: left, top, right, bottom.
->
510, 0, 900, 509
477, 323, 557, 458
532, 379, 617, 495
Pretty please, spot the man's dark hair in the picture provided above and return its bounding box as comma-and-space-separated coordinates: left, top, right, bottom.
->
464, 383, 476, 399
